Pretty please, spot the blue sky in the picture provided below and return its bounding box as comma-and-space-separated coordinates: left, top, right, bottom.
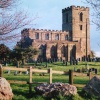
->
4, 0, 100, 55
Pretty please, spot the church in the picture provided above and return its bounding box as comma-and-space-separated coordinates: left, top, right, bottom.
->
17, 5, 91, 61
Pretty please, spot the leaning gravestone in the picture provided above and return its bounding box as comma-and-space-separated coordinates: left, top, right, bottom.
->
7, 70, 10, 74
0, 77, 13, 99
83, 76, 100, 97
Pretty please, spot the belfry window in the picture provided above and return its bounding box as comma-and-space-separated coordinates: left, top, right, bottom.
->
80, 25, 82, 30
45, 34, 49, 40
79, 12, 83, 21
35, 33, 39, 39
55, 34, 59, 40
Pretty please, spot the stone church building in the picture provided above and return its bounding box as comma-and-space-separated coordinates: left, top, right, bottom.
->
17, 5, 91, 61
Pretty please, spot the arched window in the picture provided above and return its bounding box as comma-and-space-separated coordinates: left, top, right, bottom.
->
65, 35, 68, 40
79, 12, 83, 21
35, 33, 39, 39
55, 34, 59, 40
45, 34, 49, 40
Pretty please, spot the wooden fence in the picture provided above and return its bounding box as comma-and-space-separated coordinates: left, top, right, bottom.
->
0, 66, 93, 93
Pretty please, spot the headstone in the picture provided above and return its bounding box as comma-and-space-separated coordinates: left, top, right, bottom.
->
95, 69, 98, 74
73, 60, 75, 65
65, 61, 68, 66
76, 60, 78, 65
50, 59, 53, 63
74, 67, 76, 72
89, 68, 92, 72
77, 69, 81, 73
25, 71, 28, 75
7, 70, 10, 74
92, 68, 94, 71
70, 60, 72, 65
63, 60, 65, 64
14, 71, 17, 75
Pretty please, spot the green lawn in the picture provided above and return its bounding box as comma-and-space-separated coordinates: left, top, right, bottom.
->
3, 61, 100, 100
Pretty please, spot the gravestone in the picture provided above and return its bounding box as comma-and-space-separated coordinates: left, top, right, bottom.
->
76, 60, 78, 65
65, 61, 68, 66
25, 71, 28, 75
95, 69, 98, 74
7, 70, 10, 74
70, 60, 72, 65
14, 71, 17, 75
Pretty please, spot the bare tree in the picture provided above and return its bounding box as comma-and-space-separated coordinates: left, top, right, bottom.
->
0, 0, 37, 42
0, 0, 16, 8
85, 0, 100, 29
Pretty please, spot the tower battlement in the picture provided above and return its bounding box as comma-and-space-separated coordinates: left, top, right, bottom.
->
62, 5, 89, 13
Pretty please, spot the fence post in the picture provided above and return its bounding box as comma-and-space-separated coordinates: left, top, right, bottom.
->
69, 70, 73, 85
29, 66, 32, 94
48, 68, 52, 84
89, 72, 92, 80
0, 64, 2, 77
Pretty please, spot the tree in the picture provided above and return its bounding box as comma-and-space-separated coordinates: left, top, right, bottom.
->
0, 0, 37, 42
0, 44, 11, 64
85, 0, 100, 29
10, 46, 39, 67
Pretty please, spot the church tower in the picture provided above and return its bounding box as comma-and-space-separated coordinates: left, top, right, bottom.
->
62, 5, 90, 57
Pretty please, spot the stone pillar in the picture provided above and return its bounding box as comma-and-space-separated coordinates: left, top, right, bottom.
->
46, 45, 51, 59
57, 44, 62, 59
68, 44, 72, 61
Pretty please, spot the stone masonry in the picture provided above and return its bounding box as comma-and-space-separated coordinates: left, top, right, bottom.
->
17, 5, 91, 61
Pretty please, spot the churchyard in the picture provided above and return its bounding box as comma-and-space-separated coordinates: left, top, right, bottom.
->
1, 61, 100, 99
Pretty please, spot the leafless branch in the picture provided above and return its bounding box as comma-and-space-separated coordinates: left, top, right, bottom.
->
0, 0, 17, 9
85, 0, 100, 30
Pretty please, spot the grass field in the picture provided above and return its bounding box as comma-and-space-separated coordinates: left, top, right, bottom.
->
3, 61, 100, 99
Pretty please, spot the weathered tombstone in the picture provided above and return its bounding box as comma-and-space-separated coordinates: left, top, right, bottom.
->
40, 58, 43, 63
48, 59, 50, 63
63, 60, 65, 64
70, 60, 72, 65
73, 60, 75, 65
89, 68, 92, 72
53, 58, 56, 62
7, 70, 10, 74
82, 67, 85, 73
92, 68, 94, 71
95, 69, 98, 74
76, 60, 78, 65
35, 61, 37, 66
60, 57, 62, 62
74, 67, 76, 72
25, 71, 29, 75
6, 63, 8, 67
50, 59, 53, 63
14, 71, 17, 75
77, 69, 81, 73
65, 61, 68, 66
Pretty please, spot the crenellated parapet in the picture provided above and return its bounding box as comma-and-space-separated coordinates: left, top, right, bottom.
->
21, 28, 67, 34
62, 5, 89, 13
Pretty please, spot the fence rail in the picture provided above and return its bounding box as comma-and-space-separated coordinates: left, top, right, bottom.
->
0, 66, 94, 93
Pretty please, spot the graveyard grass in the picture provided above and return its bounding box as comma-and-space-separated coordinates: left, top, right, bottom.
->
3, 61, 100, 100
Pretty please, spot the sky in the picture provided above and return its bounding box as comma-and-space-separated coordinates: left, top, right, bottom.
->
3, 0, 100, 56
